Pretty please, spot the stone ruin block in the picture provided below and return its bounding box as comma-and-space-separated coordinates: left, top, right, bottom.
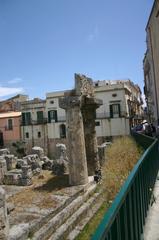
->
31, 146, 44, 159
0, 157, 7, 184
21, 165, 32, 186
16, 159, 27, 169
0, 187, 9, 240
52, 158, 68, 176
0, 148, 10, 156
4, 171, 22, 185
4, 155, 16, 171
4, 165, 33, 186
98, 142, 111, 166
23, 154, 42, 175
23, 154, 40, 165
20, 178, 32, 186
42, 157, 53, 170
52, 143, 69, 176
21, 165, 32, 179
56, 143, 68, 161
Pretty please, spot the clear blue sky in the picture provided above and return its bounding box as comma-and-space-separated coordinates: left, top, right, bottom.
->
0, 0, 153, 100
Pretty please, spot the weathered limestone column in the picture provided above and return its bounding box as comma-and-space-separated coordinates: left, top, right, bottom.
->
75, 73, 103, 175
82, 97, 102, 175
59, 96, 88, 186
0, 187, 9, 240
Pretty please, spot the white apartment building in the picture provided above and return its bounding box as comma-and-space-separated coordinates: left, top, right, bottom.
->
94, 80, 143, 142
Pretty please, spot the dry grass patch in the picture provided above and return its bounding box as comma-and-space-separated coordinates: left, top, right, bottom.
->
101, 136, 143, 200
8, 171, 69, 209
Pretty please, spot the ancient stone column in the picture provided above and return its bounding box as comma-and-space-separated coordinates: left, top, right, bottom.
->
0, 187, 9, 240
74, 73, 103, 176
81, 97, 102, 175
59, 96, 88, 186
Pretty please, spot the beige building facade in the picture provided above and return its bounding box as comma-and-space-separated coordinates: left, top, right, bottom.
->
144, 0, 159, 125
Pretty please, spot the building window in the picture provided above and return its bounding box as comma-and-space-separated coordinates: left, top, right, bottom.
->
22, 112, 31, 125
110, 104, 121, 118
50, 100, 54, 104
25, 132, 29, 138
38, 131, 41, 138
8, 119, 13, 130
48, 110, 58, 123
95, 121, 100, 126
59, 124, 66, 138
37, 111, 44, 124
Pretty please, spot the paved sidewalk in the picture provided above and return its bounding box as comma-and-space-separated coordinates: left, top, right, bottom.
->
143, 175, 159, 240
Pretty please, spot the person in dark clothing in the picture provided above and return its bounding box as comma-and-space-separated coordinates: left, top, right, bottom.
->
151, 123, 156, 136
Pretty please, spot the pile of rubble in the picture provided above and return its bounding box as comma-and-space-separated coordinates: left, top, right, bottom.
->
0, 144, 69, 187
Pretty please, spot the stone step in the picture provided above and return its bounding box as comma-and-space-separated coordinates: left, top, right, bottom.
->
48, 191, 103, 240
28, 186, 85, 236
67, 193, 105, 240
31, 183, 97, 240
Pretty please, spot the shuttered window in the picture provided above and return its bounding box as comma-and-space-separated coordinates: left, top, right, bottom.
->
22, 112, 31, 125
48, 110, 58, 123
109, 104, 121, 118
37, 111, 43, 124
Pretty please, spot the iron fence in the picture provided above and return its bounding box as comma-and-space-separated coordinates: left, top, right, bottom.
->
92, 133, 159, 240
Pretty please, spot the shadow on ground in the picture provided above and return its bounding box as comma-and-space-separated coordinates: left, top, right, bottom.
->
34, 174, 70, 192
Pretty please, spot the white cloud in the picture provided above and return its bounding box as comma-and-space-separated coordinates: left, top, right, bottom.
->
8, 77, 22, 84
87, 25, 99, 42
87, 34, 95, 42
0, 87, 24, 98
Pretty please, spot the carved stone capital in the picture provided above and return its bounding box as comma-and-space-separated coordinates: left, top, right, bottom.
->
59, 96, 80, 109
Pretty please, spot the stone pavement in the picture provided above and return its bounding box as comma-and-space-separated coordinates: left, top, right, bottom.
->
143, 174, 159, 240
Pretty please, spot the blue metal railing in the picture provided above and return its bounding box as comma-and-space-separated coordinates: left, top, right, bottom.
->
92, 133, 159, 240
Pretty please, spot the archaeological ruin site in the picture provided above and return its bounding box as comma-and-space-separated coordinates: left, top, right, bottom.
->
0, 74, 108, 240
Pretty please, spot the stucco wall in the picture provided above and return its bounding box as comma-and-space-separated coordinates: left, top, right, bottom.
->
0, 117, 21, 142
146, 0, 159, 122
95, 118, 130, 137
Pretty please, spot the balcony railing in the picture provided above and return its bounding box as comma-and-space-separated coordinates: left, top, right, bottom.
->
21, 116, 67, 126
96, 111, 128, 119
21, 118, 48, 126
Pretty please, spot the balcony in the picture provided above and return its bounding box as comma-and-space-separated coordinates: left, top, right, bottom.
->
96, 111, 128, 119
21, 118, 48, 126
